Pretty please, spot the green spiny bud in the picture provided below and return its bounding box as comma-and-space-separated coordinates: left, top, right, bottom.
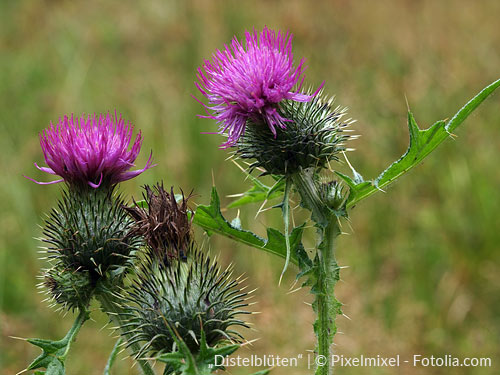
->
318, 180, 347, 212
41, 189, 141, 309
118, 250, 251, 358
236, 91, 354, 176
41, 264, 94, 311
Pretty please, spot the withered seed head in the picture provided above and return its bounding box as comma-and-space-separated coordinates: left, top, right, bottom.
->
124, 183, 194, 263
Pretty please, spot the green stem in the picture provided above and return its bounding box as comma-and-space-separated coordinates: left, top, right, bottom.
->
61, 307, 89, 360
98, 294, 156, 375
291, 171, 341, 375
315, 218, 341, 375
104, 337, 123, 375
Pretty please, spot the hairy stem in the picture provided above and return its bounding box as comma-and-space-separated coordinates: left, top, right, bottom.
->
292, 171, 342, 375
98, 294, 155, 375
314, 218, 341, 375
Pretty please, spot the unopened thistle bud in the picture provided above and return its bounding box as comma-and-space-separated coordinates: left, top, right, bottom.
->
236, 92, 353, 176
124, 184, 193, 264
42, 267, 94, 311
118, 250, 250, 357
41, 190, 141, 309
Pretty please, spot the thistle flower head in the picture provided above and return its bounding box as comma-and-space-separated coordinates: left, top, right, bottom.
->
236, 91, 353, 176
196, 26, 322, 148
28, 112, 154, 189
118, 250, 250, 357
124, 184, 194, 263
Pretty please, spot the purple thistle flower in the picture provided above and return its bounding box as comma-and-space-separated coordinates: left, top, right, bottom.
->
195, 26, 323, 148
27, 112, 154, 189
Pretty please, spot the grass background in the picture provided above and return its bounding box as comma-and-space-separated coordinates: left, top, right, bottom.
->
1, 1, 499, 374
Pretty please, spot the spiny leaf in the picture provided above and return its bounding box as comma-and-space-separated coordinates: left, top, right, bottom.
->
295, 244, 315, 285
337, 78, 500, 209
193, 187, 304, 266
156, 326, 239, 375
227, 174, 285, 209
25, 309, 89, 375
196, 330, 239, 372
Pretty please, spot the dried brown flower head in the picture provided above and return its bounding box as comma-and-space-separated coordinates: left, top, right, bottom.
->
124, 183, 194, 263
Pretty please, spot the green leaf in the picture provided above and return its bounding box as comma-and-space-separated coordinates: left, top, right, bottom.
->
193, 187, 305, 266
337, 78, 500, 209
279, 178, 292, 283
156, 326, 239, 375
227, 174, 285, 209
295, 244, 315, 284
25, 309, 89, 375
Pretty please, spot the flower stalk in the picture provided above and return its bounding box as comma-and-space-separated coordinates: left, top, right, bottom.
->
292, 171, 342, 375
314, 218, 341, 375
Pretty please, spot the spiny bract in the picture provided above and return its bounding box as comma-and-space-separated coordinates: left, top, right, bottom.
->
41, 189, 141, 309
236, 92, 354, 176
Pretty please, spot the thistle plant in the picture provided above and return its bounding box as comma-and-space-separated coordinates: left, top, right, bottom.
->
17, 25, 499, 375
193, 26, 500, 375
22, 118, 256, 375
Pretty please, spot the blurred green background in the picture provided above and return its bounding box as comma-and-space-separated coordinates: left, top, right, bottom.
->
1, 1, 499, 374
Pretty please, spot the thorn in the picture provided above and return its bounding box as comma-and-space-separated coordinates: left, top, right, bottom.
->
226, 193, 244, 198
404, 93, 410, 111
231, 159, 246, 174
288, 278, 299, 291
287, 287, 303, 294
9, 336, 28, 341
240, 338, 260, 347
342, 151, 356, 175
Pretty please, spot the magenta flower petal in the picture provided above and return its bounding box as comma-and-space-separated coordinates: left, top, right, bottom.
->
196, 27, 322, 148
24, 175, 65, 185
28, 112, 154, 189
34, 163, 57, 175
